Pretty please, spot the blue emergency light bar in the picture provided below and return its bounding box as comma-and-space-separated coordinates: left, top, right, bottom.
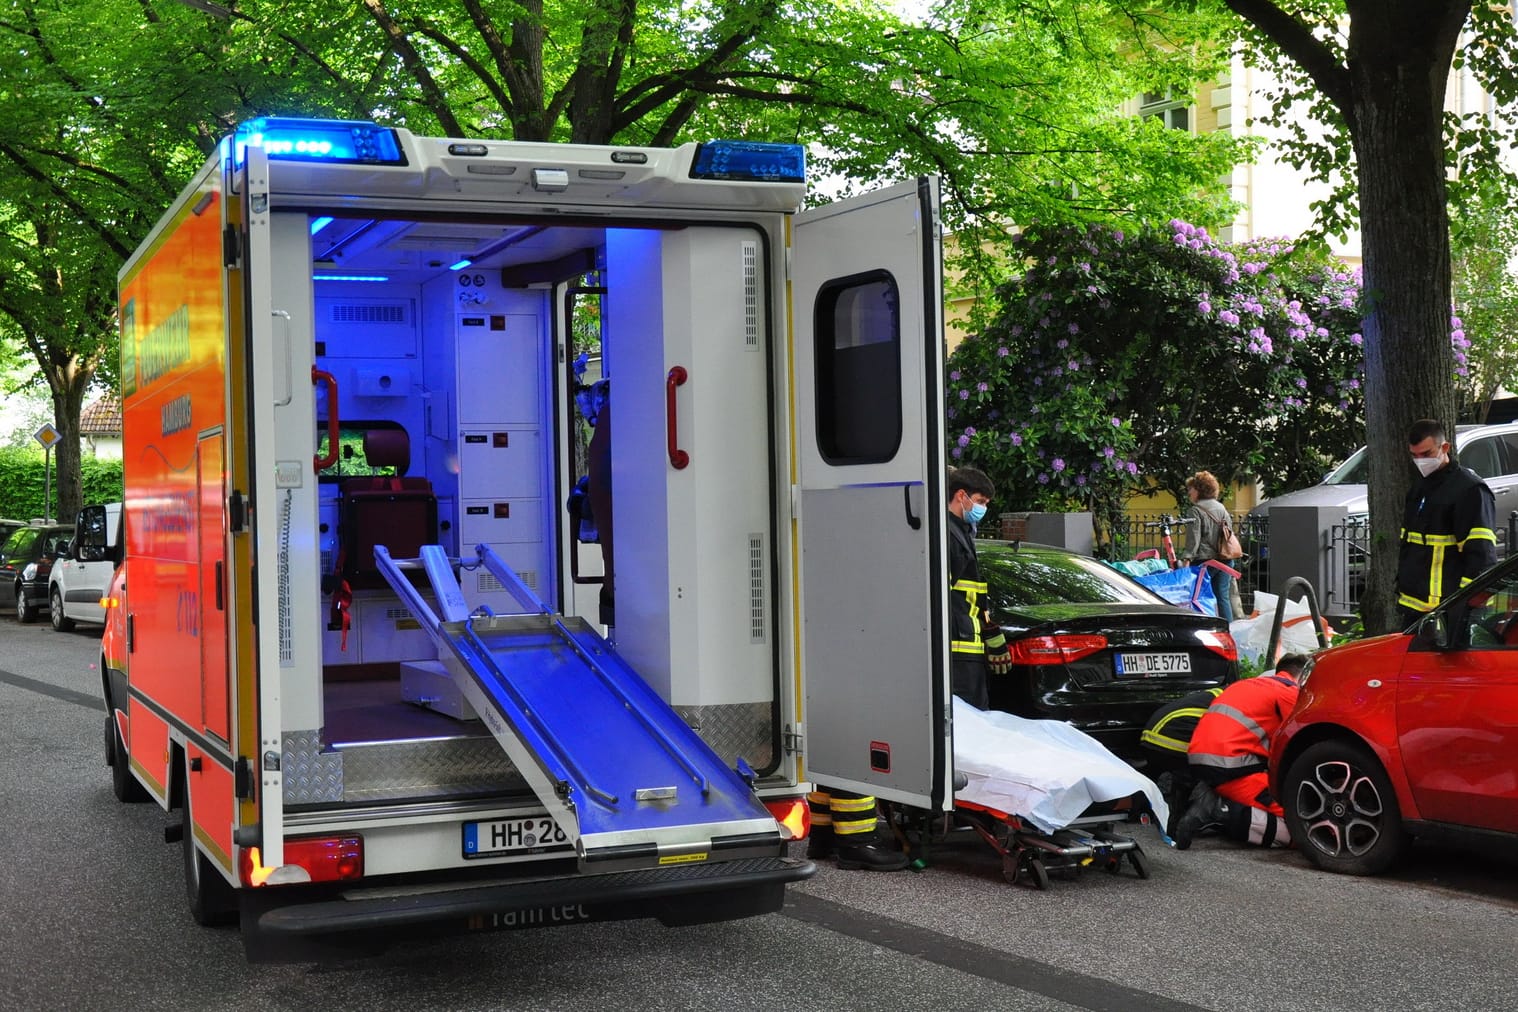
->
690, 141, 805, 183
237, 118, 408, 166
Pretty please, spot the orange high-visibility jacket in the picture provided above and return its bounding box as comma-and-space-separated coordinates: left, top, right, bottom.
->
1187, 674, 1299, 782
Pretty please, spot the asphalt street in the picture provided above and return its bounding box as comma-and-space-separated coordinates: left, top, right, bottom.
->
2, 618, 1515, 1011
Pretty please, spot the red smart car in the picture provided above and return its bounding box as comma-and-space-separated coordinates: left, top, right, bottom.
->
1270, 556, 1518, 875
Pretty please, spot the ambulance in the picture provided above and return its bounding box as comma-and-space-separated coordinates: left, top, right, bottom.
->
98, 117, 950, 960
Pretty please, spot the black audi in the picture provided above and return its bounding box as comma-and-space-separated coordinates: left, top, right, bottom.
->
977, 541, 1239, 760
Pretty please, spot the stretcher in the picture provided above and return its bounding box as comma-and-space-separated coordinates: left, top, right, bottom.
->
892, 701, 1172, 889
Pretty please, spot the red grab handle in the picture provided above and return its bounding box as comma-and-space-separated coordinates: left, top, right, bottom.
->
312, 366, 340, 471
666, 365, 690, 470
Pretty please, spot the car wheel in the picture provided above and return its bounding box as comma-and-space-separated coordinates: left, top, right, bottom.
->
108, 714, 149, 803
50, 587, 73, 632
16, 583, 37, 623
1282, 739, 1406, 875
182, 781, 238, 927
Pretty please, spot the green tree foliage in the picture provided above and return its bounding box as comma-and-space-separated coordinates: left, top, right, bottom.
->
1450, 179, 1518, 420
947, 220, 1372, 540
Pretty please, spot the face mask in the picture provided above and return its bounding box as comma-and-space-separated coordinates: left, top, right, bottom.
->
1413, 455, 1443, 478
965, 501, 988, 525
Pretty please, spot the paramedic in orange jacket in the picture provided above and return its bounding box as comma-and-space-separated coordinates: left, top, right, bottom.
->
1174, 654, 1308, 849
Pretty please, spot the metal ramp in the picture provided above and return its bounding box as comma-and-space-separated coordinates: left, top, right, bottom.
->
372, 543, 783, 872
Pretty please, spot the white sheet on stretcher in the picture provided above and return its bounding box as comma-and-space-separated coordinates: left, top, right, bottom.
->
952, 698, 1170, 835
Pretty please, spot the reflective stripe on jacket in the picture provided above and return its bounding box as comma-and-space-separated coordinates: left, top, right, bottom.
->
948, 513, 999, 657
1140, 687, 1224, 754
1398, 464, 1497, 614
1188, 674, 1299, 780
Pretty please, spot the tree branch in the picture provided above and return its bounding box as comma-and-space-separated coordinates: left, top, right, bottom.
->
1222, 0, 1356, 129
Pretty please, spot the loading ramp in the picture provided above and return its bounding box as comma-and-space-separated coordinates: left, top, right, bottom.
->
372, 543, 784, 872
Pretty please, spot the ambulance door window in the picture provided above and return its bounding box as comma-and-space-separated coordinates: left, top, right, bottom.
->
813, 273, 901, 464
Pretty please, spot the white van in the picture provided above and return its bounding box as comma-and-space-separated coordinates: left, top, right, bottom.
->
48, 501, 121, 631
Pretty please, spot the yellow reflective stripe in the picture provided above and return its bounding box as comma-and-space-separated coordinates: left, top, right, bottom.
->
951, 642, 985, 654
953, 578, 987, 650
828, 797, 877, 814
1398, 592, 1434, 612
1403, 531, 1458, 546
1139, 728, 1190, 753
952, 580, 989, 593
1461, 527, 1497, 546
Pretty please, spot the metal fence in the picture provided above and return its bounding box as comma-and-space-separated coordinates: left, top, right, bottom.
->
1324, 510, 1518, 614
1091, 509, 1268, 614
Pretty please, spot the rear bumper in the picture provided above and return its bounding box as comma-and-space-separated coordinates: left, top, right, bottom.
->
242, 854, 813, 958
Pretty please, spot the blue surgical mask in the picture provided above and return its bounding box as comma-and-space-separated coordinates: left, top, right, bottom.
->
965, 501, 988, 525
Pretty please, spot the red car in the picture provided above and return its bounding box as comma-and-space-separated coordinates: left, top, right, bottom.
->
1270, 557, 1518, 874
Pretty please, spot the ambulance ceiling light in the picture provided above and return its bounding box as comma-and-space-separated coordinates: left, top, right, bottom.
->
237, 117, 407, 166
531, 168, 571, 193
314, 274, 390, 283
448, 259, 474, 271
310, 216, 335, 235
690, 140, 805, 183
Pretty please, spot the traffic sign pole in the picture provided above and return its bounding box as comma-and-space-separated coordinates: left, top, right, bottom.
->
33, 423, 63, 523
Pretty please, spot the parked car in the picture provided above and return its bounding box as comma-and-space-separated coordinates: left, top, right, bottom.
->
48, 502, 123, 631
1270, 554, 1518, 875
978, 541, 1239, 758
1249, 421, 1518, 534
0, 523, 74, 622
0, 519, 27, 546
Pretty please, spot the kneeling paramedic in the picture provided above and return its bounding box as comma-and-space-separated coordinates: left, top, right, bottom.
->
1175, 654, 1309, 849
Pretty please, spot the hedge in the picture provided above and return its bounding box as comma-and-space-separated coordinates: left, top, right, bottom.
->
0, 447, 124, 522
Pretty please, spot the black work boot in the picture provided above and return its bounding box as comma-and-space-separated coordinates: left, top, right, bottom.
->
1173, 783, 1228, 850
834, 833, 909, 872
805, 825, 835, 860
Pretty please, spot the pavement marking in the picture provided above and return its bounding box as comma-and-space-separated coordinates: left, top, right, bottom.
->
0, 667, 102, 711
782, 891, 1209, 1012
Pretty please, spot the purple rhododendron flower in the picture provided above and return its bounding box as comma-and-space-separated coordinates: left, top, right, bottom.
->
949, 370, 961, 381
1198, 301, 1212, 314
1056, 338, 1069, 350
958, 389, 969, 400
1010, 433, 1023, 446
957, 434, 970, 447
1037, 473, 1050, 484
951, 446, 962, 459
977, 382, 988, 392
1052, 458, 1066, 472
1127, 462, 1139, 475
997, 346, 1009, 357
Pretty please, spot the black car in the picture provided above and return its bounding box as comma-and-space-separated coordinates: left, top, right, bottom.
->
978, 541, 1239, 759
0, 524, 73, 623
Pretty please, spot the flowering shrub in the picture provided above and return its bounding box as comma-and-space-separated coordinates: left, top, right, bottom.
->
946, 220, 1401, 528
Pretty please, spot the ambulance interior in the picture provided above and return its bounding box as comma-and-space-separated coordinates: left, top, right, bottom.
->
281, 209, 782, 811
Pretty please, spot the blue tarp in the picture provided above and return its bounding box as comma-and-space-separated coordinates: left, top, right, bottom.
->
1120, 563, 1219, 616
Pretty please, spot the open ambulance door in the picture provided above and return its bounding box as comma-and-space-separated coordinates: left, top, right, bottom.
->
792, 178, 951, 811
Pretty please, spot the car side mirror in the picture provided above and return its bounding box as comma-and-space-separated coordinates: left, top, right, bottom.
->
1415, 612, 1451, 650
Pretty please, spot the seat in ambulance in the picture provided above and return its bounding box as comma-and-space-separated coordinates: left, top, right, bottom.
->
339, 428, 438, 588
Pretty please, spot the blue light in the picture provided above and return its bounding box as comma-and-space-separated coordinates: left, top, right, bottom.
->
313, 275, 391, 283
310, 216, 334, 235
236, 118, 407, 166
448, 259, 473, 271
690, 141, 805, 183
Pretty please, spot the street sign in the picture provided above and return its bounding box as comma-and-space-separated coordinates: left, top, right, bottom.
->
33, 422, 62, 450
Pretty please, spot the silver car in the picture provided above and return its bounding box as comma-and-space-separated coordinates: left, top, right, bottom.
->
1250, 422, 1518, 537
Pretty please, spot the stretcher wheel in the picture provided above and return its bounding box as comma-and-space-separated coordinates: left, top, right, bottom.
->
1001, 854, 1019, 886
1128, 847, 1151, 880
1103, 855, 1123, 874
1024, 857, 1050, 891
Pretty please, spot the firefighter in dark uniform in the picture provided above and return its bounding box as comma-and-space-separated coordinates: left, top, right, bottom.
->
1139, 686, 1224, 835
947, 467, 1012, 710
1398, 418, 1497, 629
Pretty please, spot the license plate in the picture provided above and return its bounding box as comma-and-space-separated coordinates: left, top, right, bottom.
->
1114, 652, 1192, 677
463, 816, 572, 858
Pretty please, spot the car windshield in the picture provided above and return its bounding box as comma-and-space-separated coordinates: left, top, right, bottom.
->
1323, 446, 1369, 485
979, 548, 1165, 608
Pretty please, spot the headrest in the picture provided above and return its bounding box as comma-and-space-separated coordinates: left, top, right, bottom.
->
362, 429, 410, 474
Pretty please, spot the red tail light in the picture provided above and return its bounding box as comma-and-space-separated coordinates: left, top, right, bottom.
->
763, 796, 809, 840
241, 834, 364, 886
1007, 633, 1108, 665
1198, 629, 1239, 662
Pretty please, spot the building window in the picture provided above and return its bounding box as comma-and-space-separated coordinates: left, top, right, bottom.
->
1139, 92, 1191, 131
813, 272, 902, 464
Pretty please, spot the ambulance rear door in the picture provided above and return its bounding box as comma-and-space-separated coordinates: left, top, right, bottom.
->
792, 178, 951, 810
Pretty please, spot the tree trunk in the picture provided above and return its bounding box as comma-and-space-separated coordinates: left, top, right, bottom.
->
49, 366, 93, 525
1347, 5, 1468, 633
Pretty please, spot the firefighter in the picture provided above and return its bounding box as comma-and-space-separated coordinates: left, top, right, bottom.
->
947, 467, 1013, 710
1398, 418, 1497, 628
1138, 686, 1224, 835
805, 788, 909, 871
1174, 654, 1308, 849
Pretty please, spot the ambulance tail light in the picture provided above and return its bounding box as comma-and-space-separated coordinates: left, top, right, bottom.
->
241, 835, 364, 887
1198, 629, 1239, 662
764, 796, 809, 841
1007, 633, 1108, 665
690, 141, 805, 182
